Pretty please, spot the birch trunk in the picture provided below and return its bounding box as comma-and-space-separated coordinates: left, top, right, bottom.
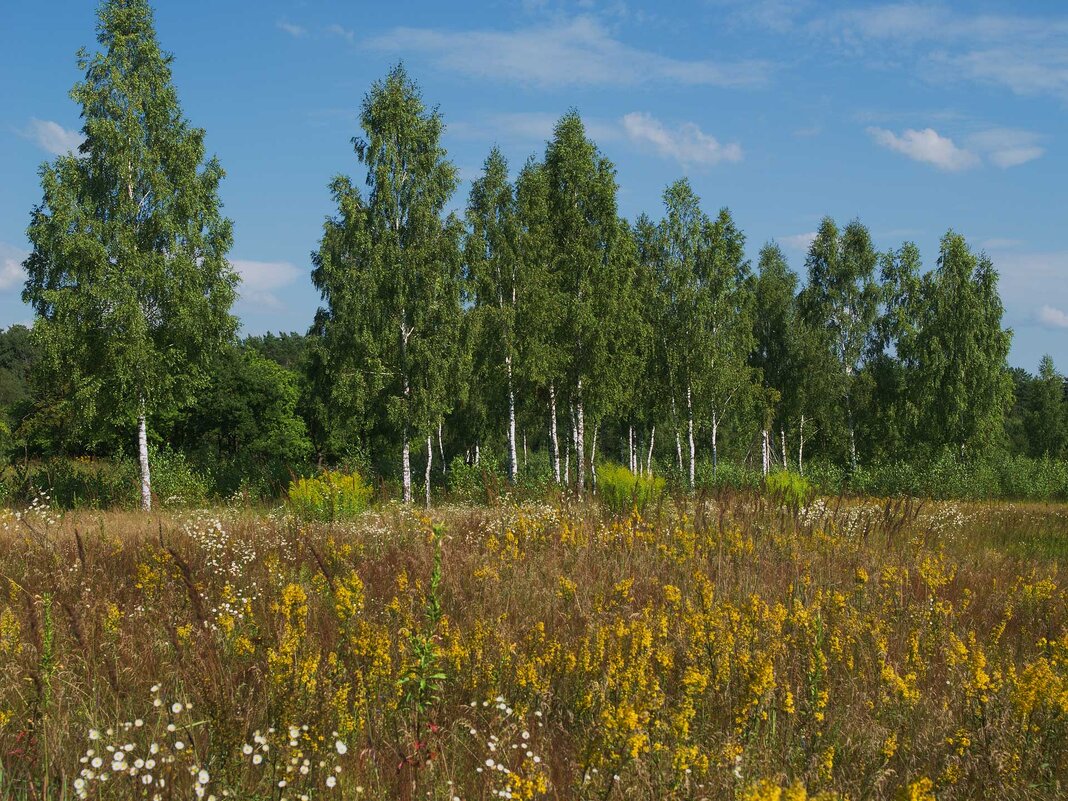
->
628, 425, 635, 473
647, 426, 656, 476
761, 429, 770, 477
425, 433, 433, 509
402, 425, 412, 504
138, 405, 151, 512
549, 382, 561, 483
575, 386, 586, 495
780, 428, 788, 470
798, 414, 805, 475
564, 440, 570, 486
686, 383, 695, 490
711, 412, 719, 478
438, 422, 446, 476
590, 424, 599, 493
506, 356, 517, 484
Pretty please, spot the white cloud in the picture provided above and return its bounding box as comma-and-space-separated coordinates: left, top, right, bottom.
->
231, 259, 301, 309
779, 232, 817, 251
1038, 305, 1068, 330
866, 126, 979, 171
366, 17, 770, 89
25, 118, 82, 156
0, 243, 27, 291
809, 5, 1068, 101
966, 128, 1044, 168
276, 21, 306, 38
621, 112, 742, 167
327, 23, 354, 42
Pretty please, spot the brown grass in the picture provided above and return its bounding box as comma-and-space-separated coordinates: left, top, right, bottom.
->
0, 493, 1065, 799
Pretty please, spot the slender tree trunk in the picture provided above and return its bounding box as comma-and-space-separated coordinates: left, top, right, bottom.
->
564, 439, 570, 486
137, 403, 151, 512
628, 425, 635, 473
475, 442, 480, 467
590, 424, 599, 493
711, 411, 719, 478
762, 429, 770, 477
438, 422, 446, 476
780, 428, 788, 470
425, 433, 433, 509
686, 383, 695, 490
647, 426, 656, 476
506, 356, 517, 484
675, 431, 683, 472
549, 382, 561, 483
402, 425, 412, 504
523, 433, 527, 469
798, 414, 805, 476
575, 383, 586, 495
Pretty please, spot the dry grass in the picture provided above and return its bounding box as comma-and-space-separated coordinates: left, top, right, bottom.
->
0, 492, 1065, 799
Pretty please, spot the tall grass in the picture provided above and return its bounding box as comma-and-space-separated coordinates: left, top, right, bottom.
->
0, 495, 1065, 798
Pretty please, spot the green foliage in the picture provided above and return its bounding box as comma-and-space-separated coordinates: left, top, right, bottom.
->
148, 447, 210, 507
311, 64, 463, 504
22, 0, 236, 510
446, 454, 504, 504
765, 470, 815, 510
596, 462, 665, 516
287, 470, 373, 521
175, 344, 312, 497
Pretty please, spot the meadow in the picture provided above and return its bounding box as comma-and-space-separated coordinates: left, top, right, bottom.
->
0, 489, 1065, 801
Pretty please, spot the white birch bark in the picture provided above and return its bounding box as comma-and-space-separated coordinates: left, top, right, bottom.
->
506, 355, 517, 484
647, 426, 656, 476
425, 432, 432, 509
402, 425, 412, 504
798, 414, 805, 476
780, 428, 788, 470
711, 412, 719, 478
686, 383, 695, 490
590, 424, 599, 493
549, 382, 561, 483
575, 385, 586, 495
438, 421, 446, 476
138, 404, 151, 512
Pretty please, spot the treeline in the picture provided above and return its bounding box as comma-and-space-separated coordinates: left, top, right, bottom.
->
8, 1, 1068, 507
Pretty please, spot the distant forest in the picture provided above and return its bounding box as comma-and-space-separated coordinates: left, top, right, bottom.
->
7, 1, 1068, 507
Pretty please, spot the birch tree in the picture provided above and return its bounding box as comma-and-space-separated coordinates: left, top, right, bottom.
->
514, 158, 564, 482
907, 232, 1012, 455
544, 111, 619, 493
698, 207, 756, 475
22, 0, 236, 511
799, 218, 879, 468
311, 64, 461, 504
656, 179, 706, 488
465, 148, 521, 484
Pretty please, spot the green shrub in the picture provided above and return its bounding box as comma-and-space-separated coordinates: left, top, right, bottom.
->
765, 470, 814, 511
694, 460, 762, 492
149, 447, 210, 507
447, 454, 504, 504
287, 470, 374, 521
597, 462, 665, 517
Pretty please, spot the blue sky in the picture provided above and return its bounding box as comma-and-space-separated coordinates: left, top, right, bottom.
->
2, 0, 1066, 370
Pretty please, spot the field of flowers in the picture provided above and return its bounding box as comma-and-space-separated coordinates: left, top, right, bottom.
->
0, 492, 1066, 800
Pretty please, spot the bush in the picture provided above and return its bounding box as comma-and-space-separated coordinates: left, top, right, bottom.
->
149, 447, 210, 507
597, 462, 665, 517
447, 454, 505, 504
694, 460, 762, 492
287, 470, 374, 521
765, 470, 814, 511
